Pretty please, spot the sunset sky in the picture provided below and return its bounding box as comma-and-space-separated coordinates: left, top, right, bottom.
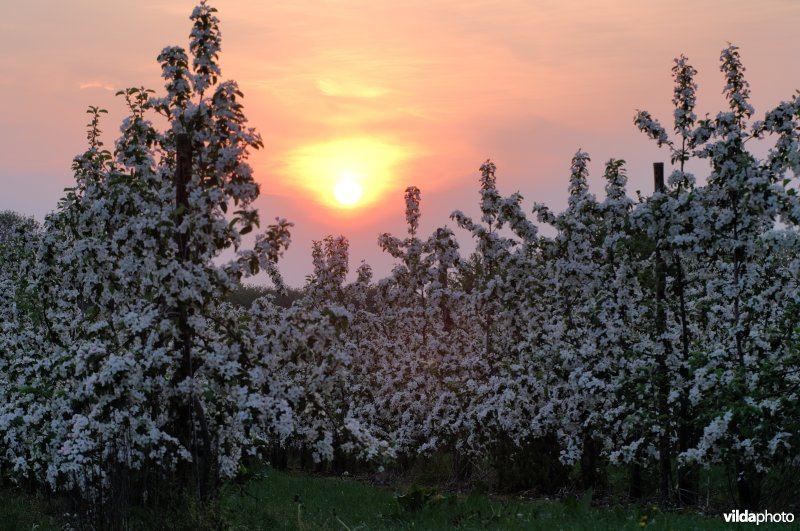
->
2, 1, 799, 286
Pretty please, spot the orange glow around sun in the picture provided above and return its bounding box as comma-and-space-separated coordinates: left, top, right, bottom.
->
284, 137, 414, 210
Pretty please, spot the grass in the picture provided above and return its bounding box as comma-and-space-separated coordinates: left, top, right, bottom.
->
0, 488, 61, 531
2, 469, 796, 530
220, 469, 793, 530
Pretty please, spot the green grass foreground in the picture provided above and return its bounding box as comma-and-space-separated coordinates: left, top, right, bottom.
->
0, 489, 61, 531
220, 470, 784, 531
2, 470, 794, 530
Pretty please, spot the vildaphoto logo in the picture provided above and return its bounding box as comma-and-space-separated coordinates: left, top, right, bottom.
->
723, 510, 795, 525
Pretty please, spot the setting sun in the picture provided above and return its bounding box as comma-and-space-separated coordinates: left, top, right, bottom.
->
334, 172, 364, 206
283, 137, 415, 210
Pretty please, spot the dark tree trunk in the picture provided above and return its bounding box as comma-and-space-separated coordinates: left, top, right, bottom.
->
300, 445, 312, 472
270, 444, 288, 471
630, 463, 643, 501
451, 443, 472, 482
673, 257, 698, 505
580, 432, 598, 491
736, 459, 762, 511
172, 133, 215, 501
439, 265, 453, 333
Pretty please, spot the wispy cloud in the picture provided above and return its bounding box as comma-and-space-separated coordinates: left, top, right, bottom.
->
79, 81, 116, 91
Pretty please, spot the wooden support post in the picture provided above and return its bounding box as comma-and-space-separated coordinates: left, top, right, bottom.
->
653, 161, 672, 502
654, 162, 665, 193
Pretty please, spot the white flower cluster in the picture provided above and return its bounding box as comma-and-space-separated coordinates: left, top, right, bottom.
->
0, 1, 360, 513
1, 8, 798, 515
240, 46, 800, 502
